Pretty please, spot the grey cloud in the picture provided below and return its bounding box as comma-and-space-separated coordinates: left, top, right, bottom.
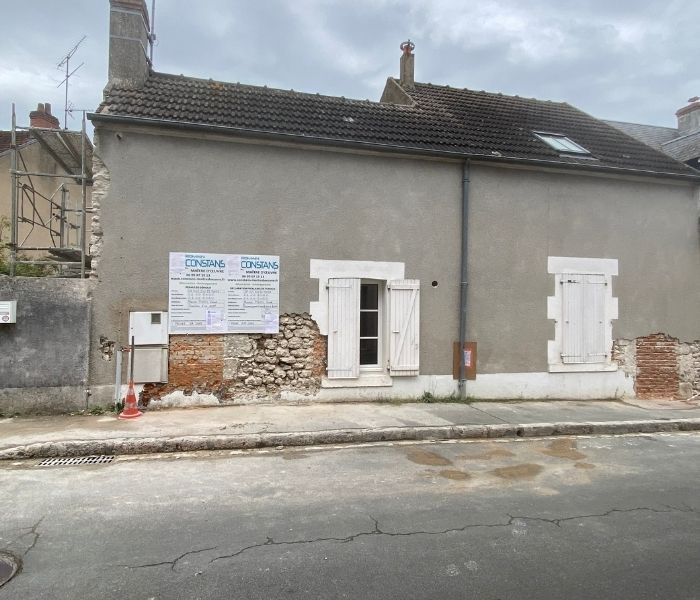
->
2, 0, 698, 132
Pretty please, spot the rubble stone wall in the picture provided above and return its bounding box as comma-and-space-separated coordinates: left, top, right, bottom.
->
142, 313, 326, 405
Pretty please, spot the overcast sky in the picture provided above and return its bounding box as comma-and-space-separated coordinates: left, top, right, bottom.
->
1, 0, 698, 135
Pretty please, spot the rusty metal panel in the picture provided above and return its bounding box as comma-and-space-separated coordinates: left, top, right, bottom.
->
453, 341, 477, 380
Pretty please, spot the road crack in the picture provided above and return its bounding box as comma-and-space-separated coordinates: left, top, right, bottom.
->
125, 546, 218, 571
123, 504, 697, 571
209, 514, 514, 564
508, 504, 696, 528
3, 516, 45, 556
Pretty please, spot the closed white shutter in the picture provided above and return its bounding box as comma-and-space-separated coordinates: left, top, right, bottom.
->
389, 279, 420, 376
327, 278, 360, 379
561, 273, 606, 364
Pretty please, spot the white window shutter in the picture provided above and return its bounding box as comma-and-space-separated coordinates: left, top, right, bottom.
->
389, 279, 420, 376
562, 274, 606, 364
327, 278, 360, 379
582, 274, 607, 363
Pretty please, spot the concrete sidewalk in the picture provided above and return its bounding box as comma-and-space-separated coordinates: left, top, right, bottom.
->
2, 398, 700, 460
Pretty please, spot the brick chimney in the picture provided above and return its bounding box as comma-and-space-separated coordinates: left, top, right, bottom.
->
676, 97, 700, 135
29, 103, 60, 129
399, 40, 415, 91
108, 0, 151, 89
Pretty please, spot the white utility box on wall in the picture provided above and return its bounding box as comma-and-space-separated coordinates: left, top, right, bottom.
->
128, 311, 169, 383
129, 311, 169, 345
0, 301, 17, 324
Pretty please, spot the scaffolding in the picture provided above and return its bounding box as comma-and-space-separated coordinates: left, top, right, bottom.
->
8, 103, 93, 278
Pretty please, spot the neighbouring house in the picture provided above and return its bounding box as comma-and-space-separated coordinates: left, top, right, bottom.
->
0, 103, 91, 267
82, 0, 699, 411
605, 98, 700, 171
0, 103, 94, 415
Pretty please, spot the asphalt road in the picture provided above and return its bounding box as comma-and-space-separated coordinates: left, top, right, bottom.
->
1, 433, 699, 599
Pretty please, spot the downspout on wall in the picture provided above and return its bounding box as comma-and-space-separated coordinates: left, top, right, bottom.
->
458, 160, 470, 398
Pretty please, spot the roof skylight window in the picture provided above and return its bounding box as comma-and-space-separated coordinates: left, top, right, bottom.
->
534, 132, 590, 155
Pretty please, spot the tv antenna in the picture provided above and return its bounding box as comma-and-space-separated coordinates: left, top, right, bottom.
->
57, 35, 86, 129
148, 0, 158, 64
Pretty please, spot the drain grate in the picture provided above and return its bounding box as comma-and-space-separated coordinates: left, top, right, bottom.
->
37, 455, 115, 467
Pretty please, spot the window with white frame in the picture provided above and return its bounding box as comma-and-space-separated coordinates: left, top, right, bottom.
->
310, 260, 420, 385
534, 132, 591, 155
547, 257, 618, 373
360, 282, 381, 368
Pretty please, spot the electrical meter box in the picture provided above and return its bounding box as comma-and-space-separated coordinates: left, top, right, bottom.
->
0, 301, 17, 324
128, 311, 169, 345
128, 311, 169, 383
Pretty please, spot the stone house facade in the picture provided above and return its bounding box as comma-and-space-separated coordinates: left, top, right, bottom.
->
83, 0, 700, 410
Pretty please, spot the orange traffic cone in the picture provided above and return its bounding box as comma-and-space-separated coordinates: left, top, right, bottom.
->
119, 380, 142, 419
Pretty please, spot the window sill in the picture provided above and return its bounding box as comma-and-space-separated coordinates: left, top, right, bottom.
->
548, 362, 618, 373
321, 373, 393, 388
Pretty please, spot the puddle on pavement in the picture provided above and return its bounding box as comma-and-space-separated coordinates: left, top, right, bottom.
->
439, 469, 471, 481
490, 463, 543, 480
574, 462, 595, 470
458, 446, 515, 461
405, 447, 452, 466
540, 438, 587, 461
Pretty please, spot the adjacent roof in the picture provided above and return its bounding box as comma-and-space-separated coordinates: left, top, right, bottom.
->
0, 129, 92, 180
92, 71, 699, 179
0, 131, 31, 156
603, 120, 678, 151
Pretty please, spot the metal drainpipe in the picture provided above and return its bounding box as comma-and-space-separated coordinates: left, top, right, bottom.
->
458, 160, 470, 398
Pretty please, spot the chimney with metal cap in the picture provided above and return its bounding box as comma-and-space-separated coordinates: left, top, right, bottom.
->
29, 103, 60, 129
399, 40, 415, 91
108, 0, 151, 88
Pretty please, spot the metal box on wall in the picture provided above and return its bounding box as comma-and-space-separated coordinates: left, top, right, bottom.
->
453, 341, 477, 380
128, 311, 169, 383
0, 300, 17, 324
132, 347, 168, 383
129, 311, 168, 345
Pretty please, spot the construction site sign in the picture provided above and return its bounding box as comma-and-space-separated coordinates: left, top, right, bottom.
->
168, 252, 280, 334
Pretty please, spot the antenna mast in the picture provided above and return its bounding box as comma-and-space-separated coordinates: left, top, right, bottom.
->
57, 36, 86, 129
148, 0, 157, 65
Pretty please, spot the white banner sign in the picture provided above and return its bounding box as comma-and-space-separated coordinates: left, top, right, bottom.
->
168, 252, 280, 334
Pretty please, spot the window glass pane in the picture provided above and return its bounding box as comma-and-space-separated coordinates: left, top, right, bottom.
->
360, 338, 378, 365
360, 311, 378, 337
537, 133, 588, 154
360, 284, 378, 310
558, 138, 585, 152
543, 136, 568, 151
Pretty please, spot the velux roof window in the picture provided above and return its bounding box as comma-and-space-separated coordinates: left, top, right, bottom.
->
534, 132, 590, 155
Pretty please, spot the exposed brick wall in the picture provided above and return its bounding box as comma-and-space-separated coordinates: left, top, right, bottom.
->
167, 334, 225, 393
613, 334, 700, 400
142, 313, 325, 405
634, 334, 680, 399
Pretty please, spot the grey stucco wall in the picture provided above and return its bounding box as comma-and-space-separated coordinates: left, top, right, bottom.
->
89, 124, 700, 392
467, 164, 700, 373
89, 127, 463, 394
0, 276, 92, 414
